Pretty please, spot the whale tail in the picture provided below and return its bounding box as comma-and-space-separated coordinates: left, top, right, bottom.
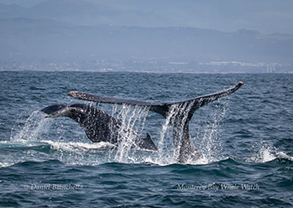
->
41, 104, 120, 143
68, 82, 244, 163
41, 104, 74, 118
68, 81, 244, 120
40, 104, 158, 151
41, 104, 67, 115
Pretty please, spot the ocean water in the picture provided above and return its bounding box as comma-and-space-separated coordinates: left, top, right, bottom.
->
0, 71, 292, 207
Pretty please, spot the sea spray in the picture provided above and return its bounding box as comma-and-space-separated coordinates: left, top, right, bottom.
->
155, 104, 178, 164
246, 142, 277, 163
110, 104, 150, 163
10, 111, 51, 142
153, 100, 197, 164
171, 100, 195, 163
194, 98, 230, 164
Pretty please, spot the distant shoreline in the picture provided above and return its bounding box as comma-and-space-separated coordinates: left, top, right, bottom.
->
1, 69, 293, 74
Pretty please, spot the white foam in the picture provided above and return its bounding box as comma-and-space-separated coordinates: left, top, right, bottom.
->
246, 145, 277, 163
10, 111, 51, 142
42, 140, 115, 151
110, 104, 150, 163
276, 151, 293, 161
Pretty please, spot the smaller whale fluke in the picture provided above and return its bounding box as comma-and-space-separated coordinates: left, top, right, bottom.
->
40, 104, 158, 151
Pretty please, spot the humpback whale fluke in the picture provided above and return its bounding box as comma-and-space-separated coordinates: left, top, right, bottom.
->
41, 82, 243, 163
68, 81, 244, 163
68, 81, 244, 119
41, 103, 158, 151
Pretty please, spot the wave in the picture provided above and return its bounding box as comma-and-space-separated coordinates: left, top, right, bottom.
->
0, 138, 227, 167
245, 143, 293, 163
1, 137, 292, 168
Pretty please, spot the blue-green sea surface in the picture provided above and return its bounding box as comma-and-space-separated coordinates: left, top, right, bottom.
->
0, 72, 292, 207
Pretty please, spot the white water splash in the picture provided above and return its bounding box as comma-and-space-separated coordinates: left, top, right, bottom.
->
276, 152, 293, 161
172, 101, 195, 162
154, 104, 178, 165
246, 141, 293, 163
41, 140, 115, 165
182, 98, 230, 165
246, 143, 277, 163
109, 104, 150, 163
148, 98, 227, 166
10, 111, 52, 142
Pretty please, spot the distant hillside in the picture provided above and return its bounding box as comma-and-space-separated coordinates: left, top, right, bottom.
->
0, 0, 293, 72
1, 18, 293, 61
1, 0, 293, 33
0, 0, 169, 27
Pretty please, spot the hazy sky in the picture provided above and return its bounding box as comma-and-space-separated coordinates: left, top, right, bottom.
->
1, 0, 293, 34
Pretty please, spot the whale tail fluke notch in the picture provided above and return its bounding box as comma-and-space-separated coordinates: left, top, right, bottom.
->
141, 133, 158, 151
